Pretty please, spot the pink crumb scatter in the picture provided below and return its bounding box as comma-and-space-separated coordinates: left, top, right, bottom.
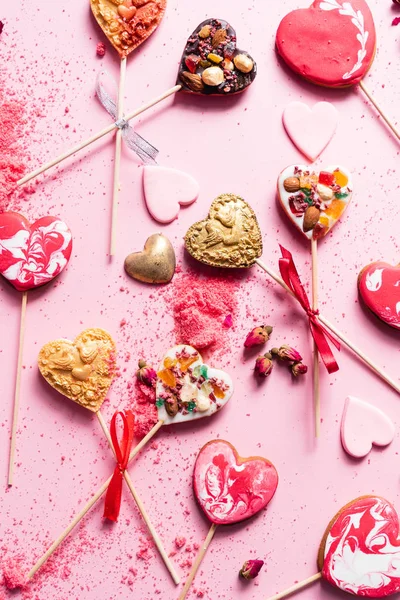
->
96, 41, 106, 56
170, 272, 240, 351
223, 314, 233, 328
136, 538, 154, 562
392, 16, 400, 25
131, 379, 157, 439
174, 536, 186, 549
1, 556, 27, 590
0, 21, 3, 34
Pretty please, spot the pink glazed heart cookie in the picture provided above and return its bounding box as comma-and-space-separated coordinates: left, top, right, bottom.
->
193, 440, 278, 525
283, 101, 338, 161
0, 212, 72, 292
319, 496, 400, 597
277, 165, 352, 240
358, 262, 400, 330
341, 396, 395, 458
143, 166, 200, 224
276, 0, 376, 88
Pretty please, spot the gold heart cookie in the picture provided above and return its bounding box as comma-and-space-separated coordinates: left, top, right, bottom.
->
38, 328, 116, 412
184, 193, 263, 268
90, 0, 167, 59
124, 233, 176, 284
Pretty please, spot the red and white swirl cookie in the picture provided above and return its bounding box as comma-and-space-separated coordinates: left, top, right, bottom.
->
319, 496, 400, 597
276, 0, 376, 88
0, 212, 73, 292
358, 262, 400, 330
193, 440, 278, 526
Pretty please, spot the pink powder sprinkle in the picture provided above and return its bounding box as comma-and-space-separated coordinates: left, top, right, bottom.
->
131, 379, 158, 439
223, 314, 233, 328
174, 536, 186, 549
1, 557, 26, 589
171, 272, 239, 351
392, 16, 400, 25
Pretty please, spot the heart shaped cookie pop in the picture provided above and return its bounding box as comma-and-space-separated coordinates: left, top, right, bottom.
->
319, 496, 400, 597
277, 165, 352, 240
156, 345, 233, 425
358, 262, 400, 330
193, 440, 278, 525
38, 328, 116, 412
0, 212, 72, 292
185, 193, 263, 268
177, 19, 257, 96
90, 0, 167, 59
124, 233, 176, 284
276, 0, 376, 88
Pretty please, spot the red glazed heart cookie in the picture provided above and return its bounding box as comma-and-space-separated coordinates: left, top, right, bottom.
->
276, 0, 376, 88
0, 212, 72, 292
358, 262, 400, 330
177, 19, 257, 95
277, 165, 352, 240
193, 440, 278, 525
319, 496, 400, 597
90, 0, 167, 59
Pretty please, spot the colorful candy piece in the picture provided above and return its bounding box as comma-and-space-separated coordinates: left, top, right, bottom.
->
341, 396, 395, 458
90, 0, 167, 59
184, 193, 263, 268
358, 262, 400, 330
177, 19, 257, 95
319, 496, 400, 597
155, 345, 233, 425
38, 329, 117, 413
142, 166, 199, 224
124, 233, 176, 284
193, 440, 278, 525
0, 212, 72, 292
277, 165, 353, 240
276, 0, 376, 88
282, 101, 338, 161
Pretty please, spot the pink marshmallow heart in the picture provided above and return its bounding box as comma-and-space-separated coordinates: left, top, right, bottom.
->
143, 166, 200, 224
283, 101, 338, 161
341, 396, 395, 458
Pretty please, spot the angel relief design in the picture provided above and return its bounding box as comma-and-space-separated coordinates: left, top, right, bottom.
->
185, 194, 263, 268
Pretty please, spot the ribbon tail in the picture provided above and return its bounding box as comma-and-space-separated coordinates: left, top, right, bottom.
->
103, 466, 124, 522
309, 319, 340, 374
121, 126, 159, 165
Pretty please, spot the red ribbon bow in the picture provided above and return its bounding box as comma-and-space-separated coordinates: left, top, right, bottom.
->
279, 246, 340, 374
103, 410, 135, 522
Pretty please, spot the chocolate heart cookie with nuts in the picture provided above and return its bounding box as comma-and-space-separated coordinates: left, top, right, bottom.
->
177, 19, 257, 95
184, 193, 263, 268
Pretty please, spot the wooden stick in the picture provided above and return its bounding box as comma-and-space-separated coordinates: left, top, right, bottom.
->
96, 413, 179, 584
27, 419, 164, 580
311, 239, 320, 438
254, 258, 400, 395
8, 291, 28, 486
265, 572, 322, 600
109, 57, 127, 257
178, 523, 218, 600
359, 80, 400, 141
17, 85, 181, 187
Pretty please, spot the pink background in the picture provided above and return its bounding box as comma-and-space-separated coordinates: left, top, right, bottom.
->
1, 1, 400, 599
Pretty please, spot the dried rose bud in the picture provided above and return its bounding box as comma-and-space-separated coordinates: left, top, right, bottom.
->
136, 359, 157, 387
291, 362, 308, 377
239, 559, 264, 580
244, 325, 273, 348
254, 354, 273, 377
271, 344, 302, 363
96, 42, 106, 57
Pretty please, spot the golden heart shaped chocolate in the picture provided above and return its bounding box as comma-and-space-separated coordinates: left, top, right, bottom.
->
38, 328, 116, 412
185, 193, 263, 268
90, 0, 167, 59
124, 233, 176, 284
